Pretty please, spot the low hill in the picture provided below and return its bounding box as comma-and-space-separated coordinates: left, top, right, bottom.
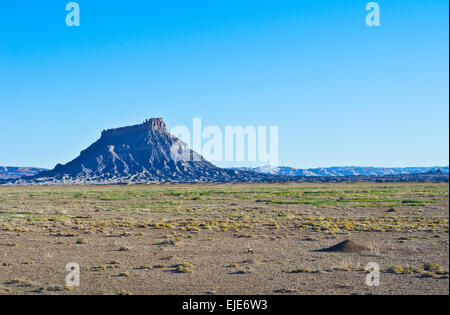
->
0, 166, 47, 180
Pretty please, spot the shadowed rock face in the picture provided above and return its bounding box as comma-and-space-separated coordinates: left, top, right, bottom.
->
14, 118, 270, 184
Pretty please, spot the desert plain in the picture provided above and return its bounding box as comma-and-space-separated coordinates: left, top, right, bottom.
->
0, 182, 448, 295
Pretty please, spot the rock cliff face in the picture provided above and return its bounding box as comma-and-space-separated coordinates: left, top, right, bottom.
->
11, 118, 271, 185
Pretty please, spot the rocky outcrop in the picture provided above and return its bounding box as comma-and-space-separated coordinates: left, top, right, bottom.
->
8, 118, 278, 185
3, 118, 448, 185
101, 118, 168, 137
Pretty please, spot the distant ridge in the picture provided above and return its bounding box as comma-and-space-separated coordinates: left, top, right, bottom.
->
0, 166, 47, 180
232, 165, 449, 177
2, 118, 448, 185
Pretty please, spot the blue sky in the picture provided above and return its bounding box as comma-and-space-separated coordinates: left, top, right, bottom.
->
0, 0, 448, 169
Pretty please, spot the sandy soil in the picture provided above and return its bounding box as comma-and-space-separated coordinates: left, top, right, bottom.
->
0, 183, 448, 295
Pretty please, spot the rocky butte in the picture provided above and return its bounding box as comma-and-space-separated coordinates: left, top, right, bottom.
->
4, 118, 448, 185
10, 118, 276, 185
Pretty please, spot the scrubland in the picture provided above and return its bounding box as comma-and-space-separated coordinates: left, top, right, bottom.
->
0, 182, 448, 295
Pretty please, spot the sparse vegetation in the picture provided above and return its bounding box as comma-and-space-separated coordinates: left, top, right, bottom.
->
0, 182, 447, 295
174, 263, 194, 273
118, 272, 131, 277
76, 238, 87, 244
423, 262, 443, 273
387, 266, 422, 275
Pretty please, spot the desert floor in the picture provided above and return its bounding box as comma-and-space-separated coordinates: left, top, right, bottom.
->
0, 182, 448, 295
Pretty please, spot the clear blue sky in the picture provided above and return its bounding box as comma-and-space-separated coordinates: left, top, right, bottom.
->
0, 0, 448, 169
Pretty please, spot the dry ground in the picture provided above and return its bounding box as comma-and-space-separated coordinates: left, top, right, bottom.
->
0, 182, 448, 295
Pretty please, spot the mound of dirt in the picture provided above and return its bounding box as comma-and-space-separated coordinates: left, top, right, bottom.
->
318, 240, 369, 253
